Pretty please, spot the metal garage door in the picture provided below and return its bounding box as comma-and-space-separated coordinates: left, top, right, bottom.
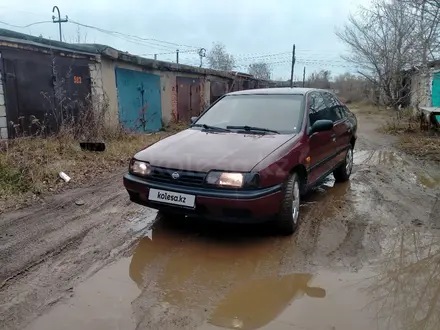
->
176, 77, 201, 122
115, 68, 162, 132
1, 48, 92, 137
432, 72, 440, 107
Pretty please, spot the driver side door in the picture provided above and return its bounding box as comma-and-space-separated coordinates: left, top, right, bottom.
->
306, 91, 335, 184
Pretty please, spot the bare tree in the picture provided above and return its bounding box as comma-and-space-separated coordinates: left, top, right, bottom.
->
248, 62, 272, 80
307, 70, 331, 89
206, 42, 235, 71
398, 0, 440, 62
331, 72, 374, 103
69, 26, 88, 43
336, 0, 440, 108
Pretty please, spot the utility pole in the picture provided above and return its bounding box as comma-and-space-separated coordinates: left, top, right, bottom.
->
198, 48, 206, 68
52, 6, 68, 42
176, 49, 179, 64
302, 66, 306, 87
290, 44, 296, 88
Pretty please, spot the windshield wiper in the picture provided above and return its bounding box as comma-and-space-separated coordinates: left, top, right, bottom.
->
226, 125, 280, 134
193, 124, 231, 132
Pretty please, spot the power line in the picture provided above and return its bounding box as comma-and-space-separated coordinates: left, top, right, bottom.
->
68, 19, 202, 50
141, 49, 199, 56
0, 18, 189, 52
0, 20, 52, 28
68, 22, 179, 52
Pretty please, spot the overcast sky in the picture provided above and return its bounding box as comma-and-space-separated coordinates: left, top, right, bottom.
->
0, 0, 371, 80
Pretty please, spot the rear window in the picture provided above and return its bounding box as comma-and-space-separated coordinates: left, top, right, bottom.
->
194, 94, 304, 134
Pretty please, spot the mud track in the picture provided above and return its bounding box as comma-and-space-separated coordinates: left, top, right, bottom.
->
1, 112, 439, 330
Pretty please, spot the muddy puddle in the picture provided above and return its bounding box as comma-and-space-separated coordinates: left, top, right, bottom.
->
27, 217, 440, 330
26, 149, 440, 330
354, 149, 440, 189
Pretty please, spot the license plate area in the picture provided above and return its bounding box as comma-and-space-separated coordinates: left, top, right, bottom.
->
148, 188, 196, 208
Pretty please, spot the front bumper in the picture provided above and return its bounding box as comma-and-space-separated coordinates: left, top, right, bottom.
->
123, 173, 283, 223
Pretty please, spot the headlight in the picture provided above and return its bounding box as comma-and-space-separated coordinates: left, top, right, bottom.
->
205, 171, 244, 188
129, 159, 151, 176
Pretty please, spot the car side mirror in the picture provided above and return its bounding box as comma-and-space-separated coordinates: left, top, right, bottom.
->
310, 119, 333, 135
190, 116, 198, 124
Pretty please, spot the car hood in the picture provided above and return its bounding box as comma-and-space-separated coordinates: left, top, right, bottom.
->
134, 129, 295, 172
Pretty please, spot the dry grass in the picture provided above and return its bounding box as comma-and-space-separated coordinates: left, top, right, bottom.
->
0, 131, 175, 200
377, 107, 418, 134
349, 101, 386, 115
377, 107, 440, 162
0, 64, 189, 209
399, 134, 440, 162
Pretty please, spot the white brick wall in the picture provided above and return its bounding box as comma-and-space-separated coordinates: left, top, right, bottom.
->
0, 67, 7, 139
0, 128, 7, 139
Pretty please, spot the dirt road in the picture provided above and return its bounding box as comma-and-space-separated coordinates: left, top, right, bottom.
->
1, 112, 440, 330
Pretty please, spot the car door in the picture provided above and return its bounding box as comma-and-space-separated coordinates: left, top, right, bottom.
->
322, 92, 351, 166
306, 91, 334, 184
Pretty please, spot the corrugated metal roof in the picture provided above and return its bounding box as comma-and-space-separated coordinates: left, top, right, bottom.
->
0, 28, 107, 55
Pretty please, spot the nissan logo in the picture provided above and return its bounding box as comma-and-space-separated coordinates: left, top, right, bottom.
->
171, 172, 180, 179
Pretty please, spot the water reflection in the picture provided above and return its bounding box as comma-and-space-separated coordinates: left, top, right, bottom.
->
128, 220, 326, 329
367, 226, 440, 330
209, 273, 325, 330
127, 177, 383, 329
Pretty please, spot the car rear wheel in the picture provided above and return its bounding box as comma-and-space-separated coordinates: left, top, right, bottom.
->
333, 147, 354, 182
275, 172, 301, 236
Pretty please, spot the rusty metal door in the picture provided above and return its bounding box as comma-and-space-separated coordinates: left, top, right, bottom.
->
210, 80, 228, 104
55, 56, 92, 126
176, 77, 200, 122
1, 48, 92, 137
2, 50, 53, 136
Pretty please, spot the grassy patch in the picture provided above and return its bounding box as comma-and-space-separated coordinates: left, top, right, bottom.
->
378, 108, 419, 135
399, 134, 440, 162
349, 102, 386, 115
377, 108, 440, 162
0, 130, 178, 202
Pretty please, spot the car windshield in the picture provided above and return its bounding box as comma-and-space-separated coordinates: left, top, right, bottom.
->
193, 94, 304, 134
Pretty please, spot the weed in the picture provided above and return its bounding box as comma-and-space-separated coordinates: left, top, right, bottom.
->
0, 59, 181, 205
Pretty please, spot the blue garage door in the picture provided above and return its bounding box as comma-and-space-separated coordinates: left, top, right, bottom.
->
115, 68, 162, 132
433, 72, 440, 107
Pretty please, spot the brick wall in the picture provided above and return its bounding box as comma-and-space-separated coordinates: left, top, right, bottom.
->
0, 68, 7, 139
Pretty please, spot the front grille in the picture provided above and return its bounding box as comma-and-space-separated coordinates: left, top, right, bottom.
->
149, 166, 206, 187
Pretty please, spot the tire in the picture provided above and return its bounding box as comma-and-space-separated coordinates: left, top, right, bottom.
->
275, 172, 301, 236
333, 147, 354, 183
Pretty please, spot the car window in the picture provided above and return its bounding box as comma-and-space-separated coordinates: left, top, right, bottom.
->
322, 92, 344, 122
308, 92, 327, 126
337, 106, 347, 119
194, 94, 304, 134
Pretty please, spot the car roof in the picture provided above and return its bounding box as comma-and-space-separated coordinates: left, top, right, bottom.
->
226, 87, 331, 96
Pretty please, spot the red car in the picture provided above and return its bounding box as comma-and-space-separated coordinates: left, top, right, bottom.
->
123, 88, 357, 235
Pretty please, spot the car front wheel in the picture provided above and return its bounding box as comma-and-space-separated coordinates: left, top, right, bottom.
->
333, 147, 354, 182
275, 172, 301, 236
